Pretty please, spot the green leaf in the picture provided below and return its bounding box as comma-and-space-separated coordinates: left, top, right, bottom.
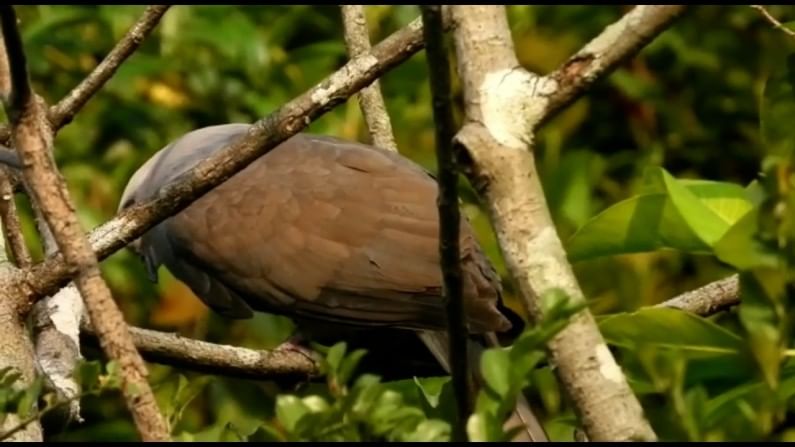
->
738, 270, 785, 388
714, 208, 781, 270
337, 349, 367, 387
599, 307, 744, 357
154, 374, 183, 426
567, 192, 712, 260
402, 419, 450, 442
567, 168, 754, 261
413, 376, 450, 409
104, 361, 122, 389
172, 375, 213, 429
275, 395, 310, 433
351, 374, 383, 416
481, 349, 511, 398
325, 342, 347, 375
466, 413, 488, 442
680, 179, 756, 225
301, 395, 330, 413
657, 169, 731, 245
706, 361, 795, 427
16, 376, 43, 419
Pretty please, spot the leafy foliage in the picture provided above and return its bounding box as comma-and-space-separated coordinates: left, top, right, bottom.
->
0, 360, 121, 441
572, 47, 795, 441
468, 288, 584, 441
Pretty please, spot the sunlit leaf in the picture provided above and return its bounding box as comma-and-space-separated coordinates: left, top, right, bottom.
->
481, 349, 512, 398
599, 307, 744, 357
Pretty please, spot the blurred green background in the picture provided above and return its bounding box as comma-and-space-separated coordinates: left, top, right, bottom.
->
6, 4, 794, 441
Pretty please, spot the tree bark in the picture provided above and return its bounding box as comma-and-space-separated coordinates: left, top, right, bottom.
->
449, 5, 686, 441
0, 7, 170, 441
341, 5, 398, 152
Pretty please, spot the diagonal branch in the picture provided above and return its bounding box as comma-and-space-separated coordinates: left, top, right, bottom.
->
341, 5, 398, 152
49, 5, 171, 129
19, 13, 443, 304
751, 5, 795, 39
657, 275, 740, 316
0, 5, 171, 144
539, 5, 686, 128
0, 6, 169, 442
420, 4, 469, 441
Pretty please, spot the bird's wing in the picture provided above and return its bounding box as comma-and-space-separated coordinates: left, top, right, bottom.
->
153, 134, 510, 333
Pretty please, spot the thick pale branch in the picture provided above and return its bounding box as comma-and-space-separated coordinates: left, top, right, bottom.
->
20, 14, 439, 303
540, 5, 686, 128
341, 5, 398, 152
0, 6, 169, 441
420, 4, 469, 442
81, 322, 319, 381
451, 5, 658, 442
657, 275, 740, 316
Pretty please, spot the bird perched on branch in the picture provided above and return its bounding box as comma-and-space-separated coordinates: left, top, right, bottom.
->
118, 123, 548, 442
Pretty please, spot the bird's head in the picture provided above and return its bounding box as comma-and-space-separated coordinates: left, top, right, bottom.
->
118, 149, 164, 256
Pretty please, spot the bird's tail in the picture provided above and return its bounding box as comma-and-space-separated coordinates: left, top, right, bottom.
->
417, 330, 549, 442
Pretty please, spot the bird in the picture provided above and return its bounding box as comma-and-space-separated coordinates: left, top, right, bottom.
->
118, 123, 548, 442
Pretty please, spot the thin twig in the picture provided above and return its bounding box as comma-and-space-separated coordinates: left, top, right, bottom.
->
0, 375, 118, 442
49, 5, 171, 129
657, 275, 740, 316
751, 5, 795, 39
21, 13, 447, 303
0, 5, 171, 144
0, 6, 169, 441
81, 321, 319, 381
341, 5, 398, 152
420, 5, 469, 442
0, 170, 30, 267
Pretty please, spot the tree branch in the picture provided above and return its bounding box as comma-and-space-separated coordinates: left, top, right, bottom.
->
341, 5, 398, 152
24, 135, 85, 425
5, 6, 169, 424
448, 5, 687, 441
420, 5, 469, 442
0, 15, 41, 443
19, 14, 441, 304
0, 6, 169, 441
657, 275, 740, 316
751, 5, 795, 39
539, 5, 687, 128
49, 5, 171, 129
0, 5, 171, 145
0, 170, 30, 267
80, 322, 319, 382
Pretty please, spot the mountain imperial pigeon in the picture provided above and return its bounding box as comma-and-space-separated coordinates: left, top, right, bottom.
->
118, 123, 548, 441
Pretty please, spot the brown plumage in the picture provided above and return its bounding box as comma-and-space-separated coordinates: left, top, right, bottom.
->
120, 123, 547, 441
